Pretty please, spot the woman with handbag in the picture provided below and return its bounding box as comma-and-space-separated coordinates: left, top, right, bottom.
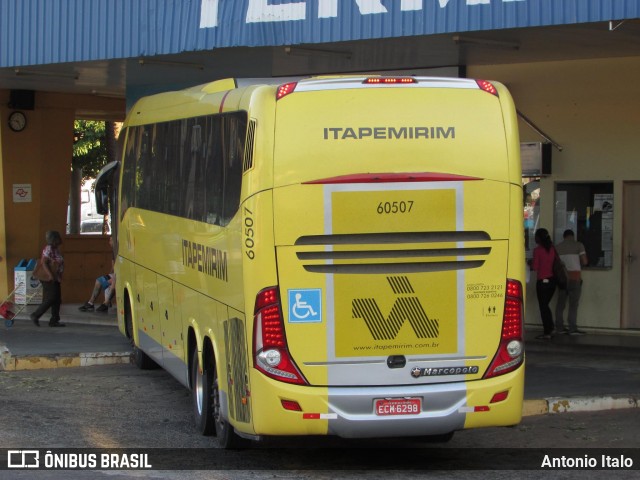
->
531, 228, 557, 339
30, 230, 65, 327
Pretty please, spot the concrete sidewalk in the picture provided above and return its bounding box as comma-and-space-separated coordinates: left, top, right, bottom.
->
0, 303, 130, 370
1, 303, 639, 418
522, 329, 640, 416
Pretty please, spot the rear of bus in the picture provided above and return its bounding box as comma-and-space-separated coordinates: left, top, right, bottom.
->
248, 76, 524, 439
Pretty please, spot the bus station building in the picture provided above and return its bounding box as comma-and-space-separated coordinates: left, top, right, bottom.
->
0, 0, 639, 331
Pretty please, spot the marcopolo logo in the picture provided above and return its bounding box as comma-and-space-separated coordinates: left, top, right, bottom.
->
352, 276, 438, 340
411, 365, 479, 378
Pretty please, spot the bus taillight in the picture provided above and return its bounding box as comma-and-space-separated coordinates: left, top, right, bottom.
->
253, 287, 308, 385
484, 279, 524, 379
364, 77, 417, 85
276, 82, 298, 100
476, 79, 499, 96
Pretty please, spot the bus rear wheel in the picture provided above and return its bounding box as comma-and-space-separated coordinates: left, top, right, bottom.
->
191, 348, 248, 448
191, 348, 215, 435
211, 361, 249, 449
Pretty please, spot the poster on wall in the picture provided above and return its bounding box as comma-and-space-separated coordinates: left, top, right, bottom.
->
555, 182, 614, 269
521, 142, 551, 177
523, 179, 540, 260
13, 184, 32, 203
554, 191, 567, 243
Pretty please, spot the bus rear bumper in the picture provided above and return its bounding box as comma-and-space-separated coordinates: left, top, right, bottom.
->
247, 365, 524, 439
326, 382, 467, 438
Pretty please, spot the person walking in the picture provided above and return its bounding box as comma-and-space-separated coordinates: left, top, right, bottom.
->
30, 230, 65, 327
531, 228, 556, 339
555, 229, 588, 335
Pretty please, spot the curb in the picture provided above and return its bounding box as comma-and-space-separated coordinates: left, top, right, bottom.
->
0, 351, 132, 371
12, 313, 118, 328
522, 399, 549, 417
522, 395, 640, 416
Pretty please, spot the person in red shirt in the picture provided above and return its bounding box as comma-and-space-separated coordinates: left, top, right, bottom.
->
531, 228, 557, 339
30, 230, 65, 327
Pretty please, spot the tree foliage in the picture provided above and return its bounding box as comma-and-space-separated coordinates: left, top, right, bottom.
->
72, 120, 107, 181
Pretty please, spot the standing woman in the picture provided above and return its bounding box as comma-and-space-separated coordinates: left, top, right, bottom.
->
30, 230, 65, 327
531, 228, 556, 339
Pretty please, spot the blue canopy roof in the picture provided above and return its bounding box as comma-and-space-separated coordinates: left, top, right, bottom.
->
2, 0, 639, 68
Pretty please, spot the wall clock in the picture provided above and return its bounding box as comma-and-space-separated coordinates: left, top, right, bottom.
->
8, 111, 27, 132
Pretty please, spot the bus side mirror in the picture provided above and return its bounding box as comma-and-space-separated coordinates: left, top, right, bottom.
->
96, 188, 109, 215
95, 160, 119, 215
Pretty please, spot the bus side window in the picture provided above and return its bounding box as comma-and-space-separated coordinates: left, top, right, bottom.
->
221, 114, 246, 226
136, 127, 154, 211
120, 127, 135, 220
204, 116, 223, 225
122, 113, 247, 227
166, 120, 183, 217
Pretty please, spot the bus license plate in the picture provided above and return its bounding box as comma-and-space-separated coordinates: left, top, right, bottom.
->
374, 398, 421, 416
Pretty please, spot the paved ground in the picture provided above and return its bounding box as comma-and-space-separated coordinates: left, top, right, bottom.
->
0, 363, 639, 450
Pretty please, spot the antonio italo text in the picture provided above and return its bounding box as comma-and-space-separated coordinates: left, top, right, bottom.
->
541, 454, 633, 469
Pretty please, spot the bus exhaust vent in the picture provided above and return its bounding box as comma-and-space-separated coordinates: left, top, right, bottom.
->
294, 231, 491, 275
243, 119, 257, 173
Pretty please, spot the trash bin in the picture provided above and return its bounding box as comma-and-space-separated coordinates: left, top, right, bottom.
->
14, 259, 43, 305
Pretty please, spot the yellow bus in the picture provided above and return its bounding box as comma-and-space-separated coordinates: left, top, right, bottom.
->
96, 75, 525, 448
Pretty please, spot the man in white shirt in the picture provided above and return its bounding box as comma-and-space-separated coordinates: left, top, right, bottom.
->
555, 229, 588, 335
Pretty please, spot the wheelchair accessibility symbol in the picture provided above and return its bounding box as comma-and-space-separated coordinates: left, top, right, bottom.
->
288, 289, 322, 323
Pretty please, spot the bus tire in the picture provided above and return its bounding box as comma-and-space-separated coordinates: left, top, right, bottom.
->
211, 358, 248, 449
125, 297, 157, 370
132, 345, 157, 370
192, 348, 216, 436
